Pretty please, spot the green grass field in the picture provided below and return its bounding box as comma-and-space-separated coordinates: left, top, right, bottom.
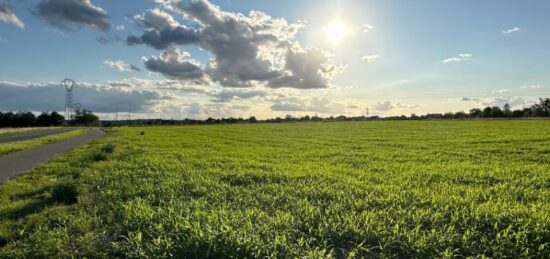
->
0, 129, 88, 156
0, 121, 549, 258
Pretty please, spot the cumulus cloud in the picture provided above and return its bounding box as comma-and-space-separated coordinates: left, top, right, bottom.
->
0, 81, 172, 113
0, 1, 24, 29
442, 53, 472, 63
116, 25, 125, 31
362, 24, 374, 33
520, 85, 541, 89
133, 7, 179, 31
33, 0, 110, 31
491, 89, 510, 94
270, 97, 346, 114
104, 60, 141, 72
361, 54, 379, 63
142, 47, 208, 84
502, 27, 520, 34
128, 0, 342, 89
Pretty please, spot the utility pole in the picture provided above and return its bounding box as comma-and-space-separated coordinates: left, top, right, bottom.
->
61, 79, 76, 123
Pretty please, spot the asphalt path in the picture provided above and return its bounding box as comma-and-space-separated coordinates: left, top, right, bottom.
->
0, 128, 104, 184
0, 128, 77, 143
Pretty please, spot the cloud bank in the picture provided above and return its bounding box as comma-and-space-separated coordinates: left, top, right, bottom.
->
128, 0, 343, 89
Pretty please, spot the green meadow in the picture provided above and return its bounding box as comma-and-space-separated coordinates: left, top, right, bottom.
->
0, 121, 549, 258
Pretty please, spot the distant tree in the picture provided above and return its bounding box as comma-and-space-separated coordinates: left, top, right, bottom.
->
37, 112, 65, 126
249, 116, 257, 123
0, 112, 15, 127
454, 111, 467, 119
482, 107, 492, 118
50, 112, 65, 125
503, 103, 512, 117
37, 112, 50, 126
443, 112, 454, 119
469, 108, 482, 118
512, 110, 524, 118
532, 98, 550, 117
490, 106, 504, 117
523, 108, 534, 117
16, 112, 36, 127
335, 115, 347, 121
73, 109, 99, 126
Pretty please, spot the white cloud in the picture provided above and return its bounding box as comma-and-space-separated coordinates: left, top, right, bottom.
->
104, 60, 140, 72
127, 0, 343, 89
116, 25, 125, 31
520, 85, 542, 89
442, 53, 472, 63
491, 89, 510, 94
362, 24, 374, 33
502, 27, 520, 34
0, 2, 25, 29
361, 55, 379, 63
132, 8, 179, 31
0, 36, 7, 43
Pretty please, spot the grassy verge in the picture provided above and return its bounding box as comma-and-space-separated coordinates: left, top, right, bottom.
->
0, 129, 88, 156
0, 127, 60, 137
0, 121, 549, 258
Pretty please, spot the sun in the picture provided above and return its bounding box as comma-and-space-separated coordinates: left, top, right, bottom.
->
324, 20, 349, 45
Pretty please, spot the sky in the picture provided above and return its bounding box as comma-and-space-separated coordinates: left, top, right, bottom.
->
0, 0, 549, 120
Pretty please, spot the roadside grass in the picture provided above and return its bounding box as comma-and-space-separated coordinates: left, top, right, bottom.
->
0, 129, 88, 156
0, 121, 549, 258
0, 127, 60, 137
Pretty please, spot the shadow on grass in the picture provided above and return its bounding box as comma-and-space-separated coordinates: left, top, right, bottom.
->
1, 183, 78, 221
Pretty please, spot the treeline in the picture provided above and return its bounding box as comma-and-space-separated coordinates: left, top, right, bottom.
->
417, 98, 550, 120
0, 109, 100, 127
0, 111, 65, 127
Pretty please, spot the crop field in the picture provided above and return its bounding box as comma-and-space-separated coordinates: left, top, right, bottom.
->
0, 121, 549, 258
0, 129, 88, 156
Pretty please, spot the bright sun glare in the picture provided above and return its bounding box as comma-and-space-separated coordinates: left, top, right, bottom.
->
325, 20, 349, 45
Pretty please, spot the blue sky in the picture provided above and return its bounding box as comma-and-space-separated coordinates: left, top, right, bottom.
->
1, 0, 549, 119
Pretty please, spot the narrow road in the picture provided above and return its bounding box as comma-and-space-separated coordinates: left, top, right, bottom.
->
0, 128, 77, 143
0, 128, 104, 184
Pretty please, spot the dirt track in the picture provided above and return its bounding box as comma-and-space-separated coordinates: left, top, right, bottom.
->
0, 128, 104, 184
